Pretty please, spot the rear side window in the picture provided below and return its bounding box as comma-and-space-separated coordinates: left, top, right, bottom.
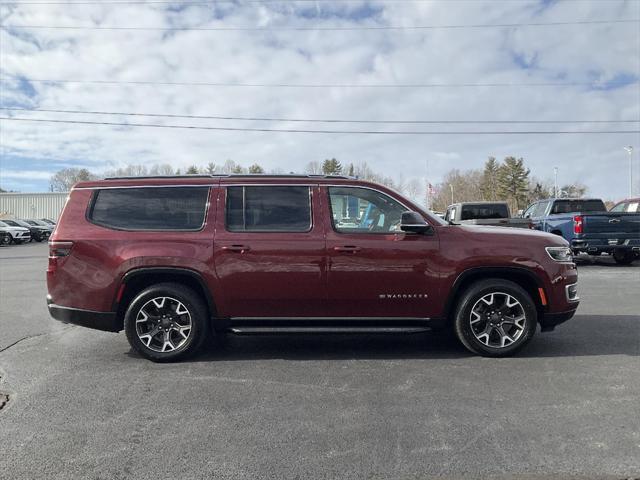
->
551, 200, 606, 214
89, 187, 209, 231
225, 186, 311, 232
460, 204, 509, 220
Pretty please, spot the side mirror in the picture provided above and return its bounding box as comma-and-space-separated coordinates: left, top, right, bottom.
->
400, 211, 433, 234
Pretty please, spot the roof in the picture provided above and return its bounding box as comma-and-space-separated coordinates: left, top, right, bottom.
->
73, 173, 372, 189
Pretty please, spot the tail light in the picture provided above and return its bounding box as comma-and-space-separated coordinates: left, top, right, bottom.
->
573, 215, 583, 234
48, 241, 73, 272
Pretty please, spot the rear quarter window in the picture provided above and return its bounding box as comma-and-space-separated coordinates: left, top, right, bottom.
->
551, 200, 606, 214
88, 187, 210, 231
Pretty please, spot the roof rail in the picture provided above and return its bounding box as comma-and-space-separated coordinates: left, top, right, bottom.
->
103, 173, 356, 180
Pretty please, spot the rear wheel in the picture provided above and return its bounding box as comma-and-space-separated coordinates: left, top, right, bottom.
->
453, 279, 537, 357
124, 283, 209, 362
613, 250, 635, 265
0, 235, 10, 246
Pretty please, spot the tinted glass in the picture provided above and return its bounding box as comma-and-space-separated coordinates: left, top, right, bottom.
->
2, 220, 19, 226
460, 204, 509, 220
551, 200, 606, 214
329, 187, 406, 233
89, 187, 209, 230
226, 186, 311, 232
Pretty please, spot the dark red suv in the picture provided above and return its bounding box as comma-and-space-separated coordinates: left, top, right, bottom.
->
47, 175, 579, 361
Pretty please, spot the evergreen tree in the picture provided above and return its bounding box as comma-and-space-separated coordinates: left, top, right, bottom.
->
205, 162, 217, 174
248, 164, 265, 174
480, 157, 500, 201
232, 165, 245, 174
185, 165, 199, 174
347, 163, 355, 176
497, 157, 530, 209
322, 158, 342, 175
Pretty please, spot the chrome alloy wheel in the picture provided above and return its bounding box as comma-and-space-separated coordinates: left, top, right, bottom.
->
135, 297, 192, 353
469, 292, 526, 349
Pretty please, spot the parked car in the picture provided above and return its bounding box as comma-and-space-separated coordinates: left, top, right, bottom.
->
10, 219, 51, 242
0, 230, 11, 246
522, 198, 640, 264
40, 218, 57, 226
444, 202, 532, 228
0, 220, 31, 244
23, 219, 54, 239
48, 175, 579, 362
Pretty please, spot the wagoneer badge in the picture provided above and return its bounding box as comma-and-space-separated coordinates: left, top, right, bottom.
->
379, 293, 429, 299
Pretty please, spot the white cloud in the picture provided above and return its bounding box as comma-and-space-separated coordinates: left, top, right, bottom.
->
0, 0, 639, 199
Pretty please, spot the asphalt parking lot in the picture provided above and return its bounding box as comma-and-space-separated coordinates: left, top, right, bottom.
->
0, 242, 638, 479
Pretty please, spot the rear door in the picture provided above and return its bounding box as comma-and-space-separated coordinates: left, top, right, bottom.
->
213, 182, 327, 318
324, 185, 440, 319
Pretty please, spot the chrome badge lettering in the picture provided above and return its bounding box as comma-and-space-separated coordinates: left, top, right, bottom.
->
379, 293, 428, 299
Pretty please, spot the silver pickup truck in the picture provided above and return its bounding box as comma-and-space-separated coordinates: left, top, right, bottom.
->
444, 202, 532, 228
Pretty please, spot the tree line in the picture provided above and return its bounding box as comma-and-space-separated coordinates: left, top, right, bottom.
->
48, 156, 587, 213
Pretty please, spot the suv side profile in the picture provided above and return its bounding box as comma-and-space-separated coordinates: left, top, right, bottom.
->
47, 175, 579, 362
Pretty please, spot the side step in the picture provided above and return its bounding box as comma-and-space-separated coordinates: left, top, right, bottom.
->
229, 326, 430, 335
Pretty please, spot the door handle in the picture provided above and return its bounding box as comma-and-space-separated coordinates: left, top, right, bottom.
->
222, 245, 251, 253
334, 245, 361, 253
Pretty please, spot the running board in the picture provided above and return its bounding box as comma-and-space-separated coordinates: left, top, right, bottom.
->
228, 326, 431, 335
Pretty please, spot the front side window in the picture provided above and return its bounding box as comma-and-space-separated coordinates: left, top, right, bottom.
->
89, 187, 209, 231
522, 203, 537, 218
532, 201, 550, 217
225, 186, 311, 232
328, 186, 407, 234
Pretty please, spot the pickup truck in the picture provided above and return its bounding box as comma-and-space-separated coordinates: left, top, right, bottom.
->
522, 198, 640, 264
444, 202, 532, 228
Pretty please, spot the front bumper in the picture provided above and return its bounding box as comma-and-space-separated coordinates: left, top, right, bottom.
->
47, 296, 120, 332
539, 309, 578, 332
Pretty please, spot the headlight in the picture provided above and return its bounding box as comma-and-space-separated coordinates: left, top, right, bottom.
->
546, 246, 573, 262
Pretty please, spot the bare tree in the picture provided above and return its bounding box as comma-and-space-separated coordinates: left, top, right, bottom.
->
403, 178, 424, 203
304, 161, 322, 174
50, 168, 98, 192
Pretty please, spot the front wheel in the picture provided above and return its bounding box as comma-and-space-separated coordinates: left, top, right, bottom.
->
124, 283, 209, 362
613, 250, 635, 265
453, 279, 537, 357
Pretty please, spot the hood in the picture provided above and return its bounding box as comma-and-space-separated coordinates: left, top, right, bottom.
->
454, 224, 568, 247
0, 225, 29, 233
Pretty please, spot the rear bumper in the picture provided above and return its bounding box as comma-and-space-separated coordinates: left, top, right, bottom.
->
571, 238, 640, 254
47, 296, 120, 332
539, 309, 578, 332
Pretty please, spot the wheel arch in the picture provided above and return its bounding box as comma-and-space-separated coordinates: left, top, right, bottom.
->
444, 267, 545, 321
113, 267, 217, 330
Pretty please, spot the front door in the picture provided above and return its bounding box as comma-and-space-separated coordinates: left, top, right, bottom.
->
213, 183, 326, 318
324, 186, 440, 319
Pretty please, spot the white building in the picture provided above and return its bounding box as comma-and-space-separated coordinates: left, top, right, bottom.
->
0, 192, 69, 220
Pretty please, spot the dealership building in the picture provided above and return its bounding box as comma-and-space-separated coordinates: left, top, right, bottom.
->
0, 192, 69, 220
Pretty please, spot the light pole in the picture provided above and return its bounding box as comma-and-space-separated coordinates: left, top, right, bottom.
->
553, 167, 558, 198
624, 146, 633, 197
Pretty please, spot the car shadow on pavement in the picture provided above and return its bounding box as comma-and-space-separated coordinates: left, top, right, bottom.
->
171, 314, 639, 363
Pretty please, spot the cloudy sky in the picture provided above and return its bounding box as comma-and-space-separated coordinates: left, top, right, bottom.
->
0, 0, 638, 200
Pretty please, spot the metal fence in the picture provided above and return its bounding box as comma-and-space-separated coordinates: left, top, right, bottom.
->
0, 192, 69, 220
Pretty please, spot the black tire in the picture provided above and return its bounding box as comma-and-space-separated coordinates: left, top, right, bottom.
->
11, 238, 23, 245
613, 250, 635, 265
0, 235, 10, 246
453, 279, 537, 357
124, 283, 209, 362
